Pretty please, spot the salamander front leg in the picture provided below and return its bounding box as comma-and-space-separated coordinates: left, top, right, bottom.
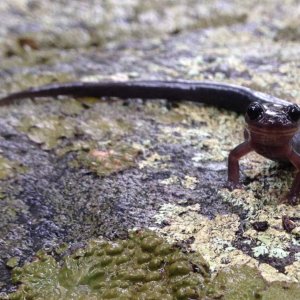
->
286, 149, 300, 205
227, 141, 253, 189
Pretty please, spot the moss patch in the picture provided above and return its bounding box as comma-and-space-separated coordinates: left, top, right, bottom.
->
0, 155, 26, 180
9, 231, 210, 300
260, 281, 300, 300
207, 265, 266, 299
207, 265, 300, 300
7, 231, 300, 300
18, 115, 77, 150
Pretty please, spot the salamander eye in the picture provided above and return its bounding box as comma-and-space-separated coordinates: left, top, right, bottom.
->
286, 104, 300, 122
246, 102, 264, 120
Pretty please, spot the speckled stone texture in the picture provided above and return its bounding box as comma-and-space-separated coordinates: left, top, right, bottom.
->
0, 0, 300, 297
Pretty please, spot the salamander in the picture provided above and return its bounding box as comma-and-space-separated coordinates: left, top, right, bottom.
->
1, 80, 300, 205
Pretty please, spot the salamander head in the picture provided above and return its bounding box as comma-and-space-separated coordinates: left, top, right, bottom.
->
244, 102, 300, 148
245, 102, 300, 132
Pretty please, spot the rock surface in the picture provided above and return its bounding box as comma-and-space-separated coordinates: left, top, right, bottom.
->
0, 0, 300, 297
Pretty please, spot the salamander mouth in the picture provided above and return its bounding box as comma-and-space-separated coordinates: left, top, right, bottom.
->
247, 124, 298, 136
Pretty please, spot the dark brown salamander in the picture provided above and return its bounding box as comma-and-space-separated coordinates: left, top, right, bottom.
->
1, 80, 300, 205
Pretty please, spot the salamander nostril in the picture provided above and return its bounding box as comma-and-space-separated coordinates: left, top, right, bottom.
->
246, 102, 264, 120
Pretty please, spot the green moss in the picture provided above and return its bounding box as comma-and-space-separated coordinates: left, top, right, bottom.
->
19, 115, 77, 150
207, 265, 266, 300
9, 230, 210, 300
0, 155, 15, 180
60, 99, 85, 116
207, 265, 300, 300
6, 257, 20, 268
168, 261, 191, 276
0, 155, 26, 180
260, 282, 300, 300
